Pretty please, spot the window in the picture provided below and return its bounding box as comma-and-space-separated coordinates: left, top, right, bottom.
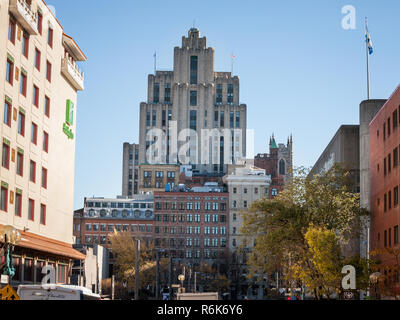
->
44, 96, 50, 117
48, 27, 53, 48
395, 186, 399, 207
42, 167, 47, 189
3, 101, 11, 127
190, 110, 197, 131
40, 204, 46, 225
393, 110, 398, 130
31, 122, 38, 145
395, 147, 399, 168
279, 159, 286, 175
18, 112, 25, 136
33, 85, 39, 107
46, 61, 52, 82
152, 110, 156, 126
236, 111, 240, 128
28, 199, 34, 221
395, 226, 399, 245
190, 91, 197, 106
0, 186, 8, 212
216, 84, 222, 104
22, 33, 29, 58
20, 72, 27, 96
37, 11, 43, 35
190, 56, 198, 85
146, 110, 150, 126
8, 19, 16, 44
30, 160, 36, 183
389, 191, 392, 210
388, 118, 391, 136
230, 111, 234, 128
389, 228, 392, 247
227, 84, 234, 104
2, 143, 10, 169
16, 150, 23, 177
43, 131, 49, 152
6, 58, 14, 85
384, 193, 387, 212
35, 48, 41, 70
164, 84, 171, 104
153, 83, 159, 104
220, 111, 224, 127
15, 192, 22, 217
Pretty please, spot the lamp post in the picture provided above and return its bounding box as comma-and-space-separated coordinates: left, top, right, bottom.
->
370, 272, 381, 300
0, 225, 21, 284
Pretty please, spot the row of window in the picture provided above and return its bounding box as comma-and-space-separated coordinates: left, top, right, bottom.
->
155, 226, 227, 235
2, 141, 48, 188
0, 184, 46, 225
381, 146, 400, 177
382, 186, 400, 212
380, 106, 400, 141
380, 225, 399, 248
155, 213, 227, 223
85, 202, 152, 209
155, 202, 227, 211
154, 237, 226, 249
81, 223, 153, 233
143, 171, 176, 178
5, 58, 52, 118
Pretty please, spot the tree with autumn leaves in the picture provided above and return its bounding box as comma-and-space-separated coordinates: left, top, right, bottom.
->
241, 165, 371, 299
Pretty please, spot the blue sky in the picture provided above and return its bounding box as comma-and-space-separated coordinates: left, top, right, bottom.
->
46, 0, 400, 209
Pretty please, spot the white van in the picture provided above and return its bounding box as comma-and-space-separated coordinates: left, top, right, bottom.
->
17, 284, 101, 300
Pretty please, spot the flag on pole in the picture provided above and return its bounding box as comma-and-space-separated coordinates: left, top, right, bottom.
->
232, 53, 235, 59
365, 30, 373, 55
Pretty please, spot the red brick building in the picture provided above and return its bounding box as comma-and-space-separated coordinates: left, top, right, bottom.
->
370, 86, 400, 273
153, 187, 229, 272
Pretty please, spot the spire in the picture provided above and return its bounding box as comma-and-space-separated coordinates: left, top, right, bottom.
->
270, 134, 278, 149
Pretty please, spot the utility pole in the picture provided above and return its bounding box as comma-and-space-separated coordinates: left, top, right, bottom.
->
156, 250, 160, 300
135, 239, 140, 300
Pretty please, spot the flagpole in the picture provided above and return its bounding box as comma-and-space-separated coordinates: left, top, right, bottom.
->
365, 17, 370, 100
231, 53, 234, 74
154, 51, 157, 75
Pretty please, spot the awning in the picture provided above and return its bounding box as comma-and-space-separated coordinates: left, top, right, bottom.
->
0, 226, 85, 260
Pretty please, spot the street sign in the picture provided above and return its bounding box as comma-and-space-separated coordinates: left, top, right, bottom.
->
0, 285, 20, 300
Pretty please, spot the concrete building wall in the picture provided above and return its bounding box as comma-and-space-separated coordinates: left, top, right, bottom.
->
122, 143, 139, 196
359, 99, 387, 259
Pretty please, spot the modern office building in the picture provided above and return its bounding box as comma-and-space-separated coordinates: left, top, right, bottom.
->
153, 184, 229, 272
223, 164, 271, 299
139, 28, 247, 174
254, 135, 293, 198
73, 196, 154, 275
370, 86, 400, 270
122, 142, 139, 196
0, 0, 86, 285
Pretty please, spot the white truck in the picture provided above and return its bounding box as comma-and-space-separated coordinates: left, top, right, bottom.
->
17, 284, 101, 300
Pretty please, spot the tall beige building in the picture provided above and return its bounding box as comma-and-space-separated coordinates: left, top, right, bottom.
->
139, 28, 247, 174
0, 0, 86, 284
121, 142, 139, 196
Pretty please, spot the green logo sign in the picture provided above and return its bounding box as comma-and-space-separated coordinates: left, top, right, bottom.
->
63, 99, 74, 139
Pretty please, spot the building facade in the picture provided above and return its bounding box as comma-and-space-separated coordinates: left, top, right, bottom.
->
370, 86, 400, 273
254, 135, 293, 198
223, 164, 271, 299
73, 196, 154, 275
153, 186, 229, 272
138, 163, 180, 194
122, 142, 139, 196
139, 28, 247, 174
0, 0, 86, 286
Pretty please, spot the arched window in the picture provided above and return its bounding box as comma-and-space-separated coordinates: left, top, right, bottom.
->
279, 159, 285, 175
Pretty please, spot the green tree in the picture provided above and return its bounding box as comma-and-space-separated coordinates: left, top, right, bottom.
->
241, 165, 368, 299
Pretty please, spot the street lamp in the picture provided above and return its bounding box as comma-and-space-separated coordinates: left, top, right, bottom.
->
0, 225, 21, 283
370, 272, 382, 300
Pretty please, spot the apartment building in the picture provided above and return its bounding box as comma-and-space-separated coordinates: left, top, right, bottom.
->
138, 163, 180, 194
73, 196, 154, 275
223, 164, 271, 299
0, 0, 86, 285
153, 184, 229, 272
370, 86, 400, 272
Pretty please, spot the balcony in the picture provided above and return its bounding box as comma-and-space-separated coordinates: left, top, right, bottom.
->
61, 53, 84, 91
9, 0, 38, 35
